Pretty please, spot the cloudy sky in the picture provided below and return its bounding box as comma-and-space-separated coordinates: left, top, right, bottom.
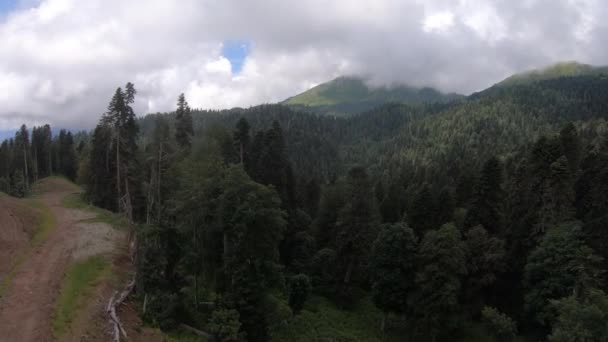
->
0, 0, 605, 133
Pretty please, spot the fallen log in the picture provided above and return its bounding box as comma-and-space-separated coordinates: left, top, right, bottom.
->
107, 277, 136, 342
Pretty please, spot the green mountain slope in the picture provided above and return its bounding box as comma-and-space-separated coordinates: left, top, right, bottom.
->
282, 76, 463, 116
494, 61, 608, 88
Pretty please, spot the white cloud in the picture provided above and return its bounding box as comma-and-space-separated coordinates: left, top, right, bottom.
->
423, 11, 455, 33
0, 0, 604, 130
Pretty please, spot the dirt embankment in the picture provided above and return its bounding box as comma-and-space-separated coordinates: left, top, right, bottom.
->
0, 194, 40, 279
0, 178, 126, 342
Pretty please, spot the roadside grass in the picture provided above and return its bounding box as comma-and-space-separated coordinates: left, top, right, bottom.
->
62, 193, 130, 230
0, 198, 56, 298
27, 198, 56, 246
52, 255, 110, 338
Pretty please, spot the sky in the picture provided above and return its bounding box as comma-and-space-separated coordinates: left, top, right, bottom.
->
0, 0, 606, 133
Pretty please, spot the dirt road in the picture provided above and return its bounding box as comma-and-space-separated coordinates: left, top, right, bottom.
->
0, 178, 99, 342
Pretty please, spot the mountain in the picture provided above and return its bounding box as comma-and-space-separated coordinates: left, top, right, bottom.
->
493, 61, 608, 88
282, 76, 463, 116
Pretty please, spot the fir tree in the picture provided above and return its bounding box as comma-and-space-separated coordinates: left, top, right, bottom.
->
175, 93, 194, 149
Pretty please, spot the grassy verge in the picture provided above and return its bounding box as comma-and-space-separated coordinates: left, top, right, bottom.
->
52, 255, 110, 338
27, 198, 56, 246
62, 193, 130, 230
0, 198, 56, 298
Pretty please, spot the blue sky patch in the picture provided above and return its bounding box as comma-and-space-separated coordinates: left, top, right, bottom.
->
222, 40, 250, 74
0, 0, 17, 16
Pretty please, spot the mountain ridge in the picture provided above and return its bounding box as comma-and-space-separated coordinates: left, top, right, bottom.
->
282, 76, 463, 116
495, 61, 608, 87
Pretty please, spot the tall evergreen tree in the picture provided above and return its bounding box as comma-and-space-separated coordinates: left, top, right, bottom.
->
335, 166, 379, 300
412, 223, 467, 341
409, 184, 435, 233
89, 83, 139, 216
370, 223, 418, 331
379, 181, 406, 223
87, 124, 115, 209
524, 222, 602, 327
14, 124, 30, 191
219, 166, 286, 341
175, 93, 194, 149
463, 225, 506, 316
559, 122, 581, 174
145, 117, 175, 225
233, 117, 250, 166
466, 157, 504, 234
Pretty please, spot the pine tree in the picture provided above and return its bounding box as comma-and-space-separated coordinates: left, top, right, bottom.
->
175, 93, 194, 149
412, 223, 467, 341
409, 184, 435, 233
233, 117, 250, 166
145, 117, 175, 225
524, 222, 602, 327
437, 187, 455, 225
248, 121, 296, 209
559, 122, 581, 174
219, 166, 286, 341
87, 124, 115, 209
370, 223, 418, 331
313, 181, 345, 250
466, 157, 504, 234
88, 83, 139, 216
14, 124, 30, 191
303, 177, 321, 218
463, 225, 506, 316
59, 131, 77, 180
335, 166, 380, 300
379, 181, 406, 223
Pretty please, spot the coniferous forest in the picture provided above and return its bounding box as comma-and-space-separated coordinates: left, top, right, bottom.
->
3, 69, 608, 341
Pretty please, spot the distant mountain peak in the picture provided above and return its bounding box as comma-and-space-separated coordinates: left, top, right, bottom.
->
497, 61, 607, 87
282, 76, 463, 116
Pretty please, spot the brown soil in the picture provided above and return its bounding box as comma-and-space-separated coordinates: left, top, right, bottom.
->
0, 194, 40, 278
0, 178, 167, 342
0, 178, 130, 342
0, 178, 81, 341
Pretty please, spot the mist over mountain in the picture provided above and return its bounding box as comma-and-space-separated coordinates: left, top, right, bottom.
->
282, 76, 463, 116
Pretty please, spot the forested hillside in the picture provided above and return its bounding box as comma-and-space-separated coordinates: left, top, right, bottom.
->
2, 65, 608, 341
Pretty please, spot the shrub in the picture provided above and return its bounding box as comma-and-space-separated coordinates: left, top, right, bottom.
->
481, 306, 517, 342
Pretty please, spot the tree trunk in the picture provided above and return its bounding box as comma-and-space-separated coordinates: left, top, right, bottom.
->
116, 132, 121, 212
146, 167, 154, 225
380, 312, 387, 333
33, 150, 38, 182
157, 142, 162, 224
23, 148, 29, 191
49, 149, 53, 175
